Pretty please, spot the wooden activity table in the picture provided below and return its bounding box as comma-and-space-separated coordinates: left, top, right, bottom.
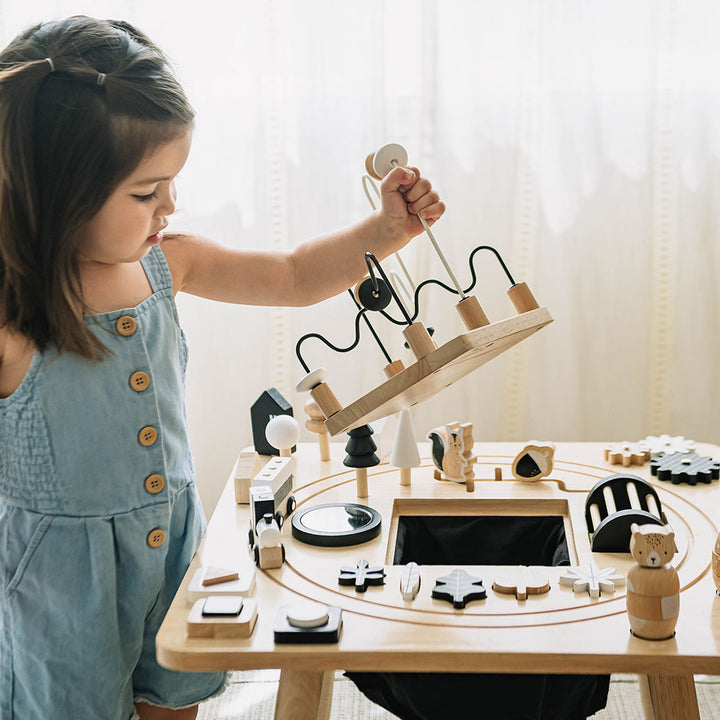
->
156, 441, 720, 720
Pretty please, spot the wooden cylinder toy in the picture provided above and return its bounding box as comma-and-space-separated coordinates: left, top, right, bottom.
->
495, 467, 503, 481
627, 523, 680, 640
355, 467, 369, 498
399, 468, 412, 486
455, 295, 490, 330
384, 360, 406, 379
507, 282, 540, 314
310, 382, 343, 420
365, 153, 381, 180
627, 565, 680, 640
402, 322, 437, 360
712, 531, 720, 594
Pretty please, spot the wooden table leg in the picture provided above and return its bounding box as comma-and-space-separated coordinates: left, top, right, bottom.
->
639, 674, 700, 720
274, 669, 334, 720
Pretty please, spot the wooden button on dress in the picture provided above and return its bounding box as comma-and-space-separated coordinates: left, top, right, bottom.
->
129, 371, 150, 392
147, 528, 166, 548
144, 474, 165, 494
138, 426, 158, 447
115, 315, 137, 337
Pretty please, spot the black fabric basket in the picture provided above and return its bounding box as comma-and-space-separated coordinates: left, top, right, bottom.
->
346, 515, 609, 720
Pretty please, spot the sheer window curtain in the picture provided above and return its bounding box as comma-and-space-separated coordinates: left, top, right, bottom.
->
2, 1, 719, 514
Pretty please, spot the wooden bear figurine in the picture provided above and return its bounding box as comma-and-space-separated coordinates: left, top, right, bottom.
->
626, 523, 679, 640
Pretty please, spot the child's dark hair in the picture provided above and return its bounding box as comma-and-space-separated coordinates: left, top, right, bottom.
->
0, 16, 194, 359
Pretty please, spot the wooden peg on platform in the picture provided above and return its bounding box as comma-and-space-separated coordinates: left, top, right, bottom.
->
304, 399, 331, 462
507, 282, 540, 314
295, 368, 343, 420
391, 408, 420, 487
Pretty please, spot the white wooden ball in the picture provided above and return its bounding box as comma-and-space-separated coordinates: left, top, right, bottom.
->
265, 415, 300, 451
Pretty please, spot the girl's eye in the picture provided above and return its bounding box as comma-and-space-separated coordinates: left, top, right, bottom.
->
134, 191, 158, 202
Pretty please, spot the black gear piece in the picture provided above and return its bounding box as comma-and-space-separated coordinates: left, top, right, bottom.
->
650, 452, 720, 485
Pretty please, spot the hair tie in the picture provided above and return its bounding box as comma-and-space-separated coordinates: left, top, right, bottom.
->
96, 72, 106, 86
45, 57, 55, 72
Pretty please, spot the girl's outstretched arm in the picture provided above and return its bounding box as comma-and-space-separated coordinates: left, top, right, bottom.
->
163, 166, 444, 307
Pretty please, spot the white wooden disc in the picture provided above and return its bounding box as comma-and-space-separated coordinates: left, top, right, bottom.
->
295, 368, 327, 393
286, 602, 330, 628
372, 143, 408, 179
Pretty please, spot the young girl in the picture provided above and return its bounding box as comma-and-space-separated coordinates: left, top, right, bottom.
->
0, 16, 443, 720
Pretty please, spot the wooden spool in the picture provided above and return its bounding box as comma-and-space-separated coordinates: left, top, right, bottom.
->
402, 322, 438, 360
384, 360, 406, 379
455, 295, 490, 330
507, 282, 539, 314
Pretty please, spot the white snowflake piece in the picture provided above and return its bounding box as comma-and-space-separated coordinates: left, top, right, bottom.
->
559, 564, 626, 598
640, 434, 695, 458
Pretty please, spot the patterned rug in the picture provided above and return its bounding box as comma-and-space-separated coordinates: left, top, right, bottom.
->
197, 671, 720, 719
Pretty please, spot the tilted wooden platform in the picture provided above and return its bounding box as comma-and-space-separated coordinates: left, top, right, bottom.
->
325, 307, 553, 436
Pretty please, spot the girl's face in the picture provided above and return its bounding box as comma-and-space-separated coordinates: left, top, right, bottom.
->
77, 130, 192, 265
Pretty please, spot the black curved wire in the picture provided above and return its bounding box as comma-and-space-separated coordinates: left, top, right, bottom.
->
347, 289, 393, 365
295, 307, 368, 373
377, 245, 518, 325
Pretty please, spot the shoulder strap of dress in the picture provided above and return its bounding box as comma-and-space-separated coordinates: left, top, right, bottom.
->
140, 245, 173, 293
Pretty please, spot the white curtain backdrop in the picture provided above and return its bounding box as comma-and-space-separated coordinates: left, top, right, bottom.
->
2, 1, 719, 513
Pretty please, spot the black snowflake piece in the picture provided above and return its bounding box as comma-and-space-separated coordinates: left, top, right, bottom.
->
338, 559, 386, 592
650, 452, 720, 485
432, 569, 487, 609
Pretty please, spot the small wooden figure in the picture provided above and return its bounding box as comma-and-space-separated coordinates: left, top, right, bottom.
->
627, 523, 679, 640
604, 442, 651, 467
511, 442, 555, 481
391, 409, 420, 487
343, 425, 380, 498
427, 422, 476, 490
251, 388, 295, 455
304, 399, 331, 461
338, 560, 386, 593
559, 564, 625, 598
400, 562, 421, 601
492, 567, 551, 601
432, 569, 486, 609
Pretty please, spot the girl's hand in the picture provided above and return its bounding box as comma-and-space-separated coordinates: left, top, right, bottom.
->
379, 166, 445, 247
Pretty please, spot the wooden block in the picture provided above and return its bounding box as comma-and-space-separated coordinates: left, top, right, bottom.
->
257, 544, 284, 570
187, 567, 256, 604
325, 308, 552, 436
202, 569, 239, 586
234, 451, 266, 504
186, 597, 257, 638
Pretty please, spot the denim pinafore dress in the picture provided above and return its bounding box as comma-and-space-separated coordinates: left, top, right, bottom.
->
0, 246, 226, 719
